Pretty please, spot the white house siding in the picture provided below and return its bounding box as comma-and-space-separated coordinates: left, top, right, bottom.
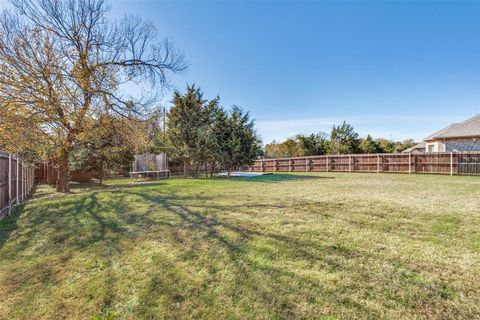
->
425, 141, 446, 153
446, 139, 480, 152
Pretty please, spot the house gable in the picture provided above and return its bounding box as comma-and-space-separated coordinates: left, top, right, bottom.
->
424, 115, 480, 141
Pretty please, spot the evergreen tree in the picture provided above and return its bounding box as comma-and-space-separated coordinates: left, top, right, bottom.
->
192, 97, 223, 178
375, 138, 396, 153
167, 85, 207, 177
221, 106, 262, 175
296, 132, 329, 156
359, 134, 381, 154
328, 121, 360, 154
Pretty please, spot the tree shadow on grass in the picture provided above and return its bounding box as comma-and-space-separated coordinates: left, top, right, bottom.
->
121, 189, 380, 318
0, 204, 26, 251
69, 179, 169, 191
232, 173, 334, 183
0, 183, 423, 318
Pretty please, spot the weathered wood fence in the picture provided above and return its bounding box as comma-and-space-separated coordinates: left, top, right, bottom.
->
34, 162, 95, 185
0, 150, 35, 219
250, 152, 480, 176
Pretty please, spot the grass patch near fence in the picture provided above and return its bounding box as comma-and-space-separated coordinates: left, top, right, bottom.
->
0, 173, 479, 319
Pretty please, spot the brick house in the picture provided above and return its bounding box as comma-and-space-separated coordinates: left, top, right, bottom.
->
424, 115, 480, 153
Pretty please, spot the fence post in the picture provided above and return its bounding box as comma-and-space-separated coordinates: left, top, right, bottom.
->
8, 154, 12, 214
260, 158, 264, 172
305, 157, 308, 172
16, 157, 19, 205
450, 152, 453, 176
24, 164, 26, 200
22, 163, 25, 201
326, 155, 328, 172
288, 159, 291, 172
413, 154, 417, 173
408, 153, 411, 174
377, 154, 380, 174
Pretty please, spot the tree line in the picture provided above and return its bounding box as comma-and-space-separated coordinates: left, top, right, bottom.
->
0, 0, 416, 191
0, 0, 263, 189
264, 121, 416, 158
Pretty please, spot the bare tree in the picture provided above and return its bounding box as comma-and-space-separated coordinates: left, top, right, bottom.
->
0, 0, 186, 192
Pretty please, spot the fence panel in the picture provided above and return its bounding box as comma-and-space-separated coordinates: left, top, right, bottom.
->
251, 152, 480, 176
458, 153, 480, 175
0, 152, 8, 218
0, 150, 35, 220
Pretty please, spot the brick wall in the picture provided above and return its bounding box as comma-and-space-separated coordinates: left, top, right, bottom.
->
446, 139, 480, 152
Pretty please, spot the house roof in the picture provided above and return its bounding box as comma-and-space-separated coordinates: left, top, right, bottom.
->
402, 142, 426, 153
424, 115, 480, 141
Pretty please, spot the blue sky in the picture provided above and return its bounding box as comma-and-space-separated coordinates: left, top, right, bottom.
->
2, 0, 480, 143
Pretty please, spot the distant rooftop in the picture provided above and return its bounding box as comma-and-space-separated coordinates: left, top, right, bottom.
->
402, 142, 426, 153
424, 115, 480, 141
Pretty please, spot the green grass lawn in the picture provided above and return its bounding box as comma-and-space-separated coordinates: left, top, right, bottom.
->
1, 173, 479, 319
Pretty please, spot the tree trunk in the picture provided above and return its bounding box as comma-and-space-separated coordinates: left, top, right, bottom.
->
205, 162, 208, 179
99, 161, 104, 186
183, 160, 189, 178
56, 152, 70, 193
210, 162, 216, 179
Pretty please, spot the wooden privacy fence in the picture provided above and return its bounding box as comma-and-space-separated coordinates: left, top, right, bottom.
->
250, 152, 480, 176
34, 162, 95, 185
0, 150, 35, 219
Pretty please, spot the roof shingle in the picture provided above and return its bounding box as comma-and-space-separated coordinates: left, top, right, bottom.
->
424, 115, 480, 141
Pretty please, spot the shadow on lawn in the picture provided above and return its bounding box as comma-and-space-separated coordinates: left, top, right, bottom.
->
70, 179, 169, 191
121, 189, 375, 318
232, 173, 334, 183
1, 183, 380, 318
0, 204, 26, 251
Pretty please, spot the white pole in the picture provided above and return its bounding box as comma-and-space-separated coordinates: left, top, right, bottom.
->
450, 152, 453, 176
8, 154, 12, 213
16, 157, 19, 205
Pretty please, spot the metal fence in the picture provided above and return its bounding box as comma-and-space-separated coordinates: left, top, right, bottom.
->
250, 152, 480, 176
0, 150, 35, 220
